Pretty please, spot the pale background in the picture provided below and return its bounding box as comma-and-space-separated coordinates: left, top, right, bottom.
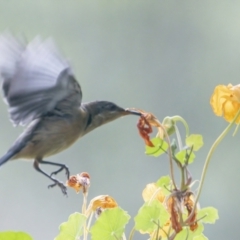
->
0, 1, 240, 239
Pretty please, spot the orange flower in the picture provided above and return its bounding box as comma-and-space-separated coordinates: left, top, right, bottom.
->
210, 84, 240, 123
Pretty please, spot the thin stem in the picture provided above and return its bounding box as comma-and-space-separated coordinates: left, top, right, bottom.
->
128, 227, 136, 240
82, 193, 88, 240
87, 212, 94, 232
186, 108, 240, 222
174, 124, 183, 150
164, 128, 177, 190
180, 166, 185, 191
151, 118, 178, 191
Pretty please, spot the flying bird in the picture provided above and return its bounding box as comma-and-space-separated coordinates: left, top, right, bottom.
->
0, 34, 140, 195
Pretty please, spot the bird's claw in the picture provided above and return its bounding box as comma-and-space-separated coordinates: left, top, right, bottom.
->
48, 180, 68, 196
50, 165, 70, 179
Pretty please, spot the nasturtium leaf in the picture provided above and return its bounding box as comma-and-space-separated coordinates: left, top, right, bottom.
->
134, 200, 169, 233
90, 207, 130, 240
194, 234, 208, 240
186, 134, 203, 151
197, 207, 219, 224
145, 137, 168, 157
55, 212, 86, 240
0, 231, 33, 240
174, 223, 205, 240
174, 228, 193, 240
175, 149, 195, 164
156, 175, 171, 195
156, 175, 171, 188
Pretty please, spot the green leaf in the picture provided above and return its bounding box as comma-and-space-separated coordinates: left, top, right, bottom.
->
194, 234, 209, 240
0, 231, 33, 240
145, 137, 168, 157
186, 134, 203, 151
90, 207, 130, 240
174, 228, 192, 240
175, 149, 195, 164
156, 175, 171, 195
55, 212, 86, 240
197, 207, 219, 224
174, 223, 205, 240
134, 200, 169, 233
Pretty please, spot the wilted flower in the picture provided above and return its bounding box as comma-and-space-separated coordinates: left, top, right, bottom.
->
210, 84, 240, 123
66, 172, 90, 194
166, 191, 198, 234
137, 116, 154, 147
167, 195, 182, 233
184, 192, 198, 231
86, 195, 118, 217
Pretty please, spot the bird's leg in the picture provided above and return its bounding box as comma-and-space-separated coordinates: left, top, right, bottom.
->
36, 159, 70, 179
33, 159, 68, 196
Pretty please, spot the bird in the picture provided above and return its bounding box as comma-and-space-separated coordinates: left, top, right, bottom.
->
0, 33, 141, 195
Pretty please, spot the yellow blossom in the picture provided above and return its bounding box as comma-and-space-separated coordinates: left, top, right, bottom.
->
142, 183, 165, 203
210, 84, 240, 123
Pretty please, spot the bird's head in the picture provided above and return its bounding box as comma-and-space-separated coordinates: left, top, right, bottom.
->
82, 101, 141, 132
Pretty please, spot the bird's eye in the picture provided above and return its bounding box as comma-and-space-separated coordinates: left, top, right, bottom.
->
107, 104, 117, 111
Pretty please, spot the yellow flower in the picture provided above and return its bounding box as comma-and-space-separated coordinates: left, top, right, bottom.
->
142, 183, 165, 203
210, 84, 240, 123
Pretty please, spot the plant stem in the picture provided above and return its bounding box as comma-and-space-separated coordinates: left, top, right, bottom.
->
128, 227, 136, 240
186, 108, 240, 222
83, 193, 88, 240
164, 127, 177, 190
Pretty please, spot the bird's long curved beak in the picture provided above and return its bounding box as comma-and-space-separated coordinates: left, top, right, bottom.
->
124, 108, 142, 116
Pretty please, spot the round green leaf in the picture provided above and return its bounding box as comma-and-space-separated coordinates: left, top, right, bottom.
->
186, 134, 203, 151
175, 149, 195, 164
156, 176, 171, 188
197, 207, 219, 224
0, 231, 33, 240
134, 200, 169, 233
156, 176, 171, 195
90, 207, 130, 240
55, 212, 87, 240
145, 137, 168, 157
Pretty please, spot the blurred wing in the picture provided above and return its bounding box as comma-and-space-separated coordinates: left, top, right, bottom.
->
0, 34, 82, 126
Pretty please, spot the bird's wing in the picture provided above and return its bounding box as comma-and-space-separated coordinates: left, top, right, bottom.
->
0, 33, 82, 126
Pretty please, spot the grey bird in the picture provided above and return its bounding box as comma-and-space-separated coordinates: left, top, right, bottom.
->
0, 34, 141, 195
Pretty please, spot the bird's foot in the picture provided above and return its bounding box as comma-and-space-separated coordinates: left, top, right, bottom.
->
48, 180, 68, 196
50, 165, 70, 179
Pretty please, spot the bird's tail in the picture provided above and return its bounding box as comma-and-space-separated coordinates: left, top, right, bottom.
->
0, 151, 15, 166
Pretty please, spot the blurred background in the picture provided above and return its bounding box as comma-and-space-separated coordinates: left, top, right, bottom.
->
0, 1, 240, 239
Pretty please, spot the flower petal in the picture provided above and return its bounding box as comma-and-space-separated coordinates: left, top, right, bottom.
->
142, 183, 165, 203
210, 85, 231, 116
